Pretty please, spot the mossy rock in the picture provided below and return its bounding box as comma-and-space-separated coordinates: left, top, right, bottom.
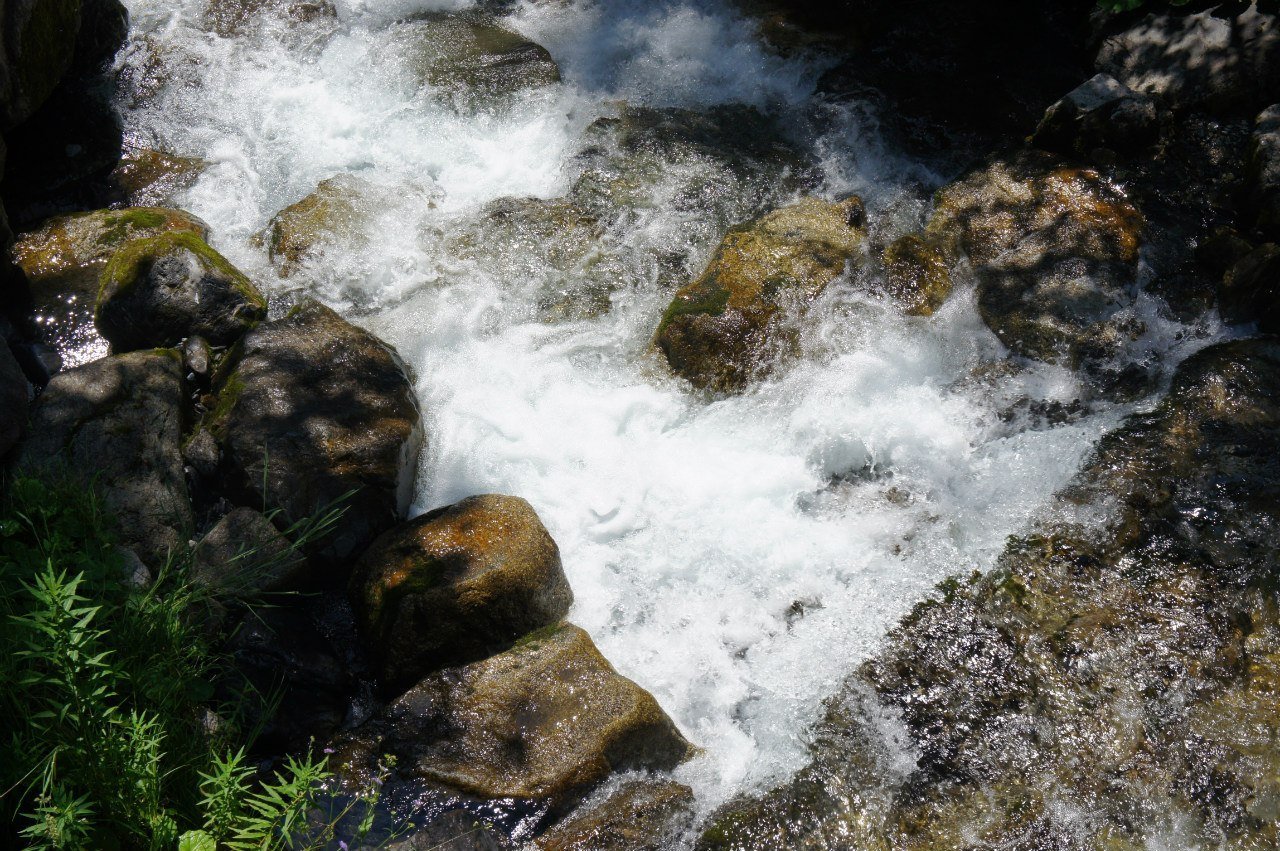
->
333, 623, 694, 812
12, 207, 208, 368
393, 11, 560, 106
925, 150, 1145, 373
534, 778, 695, 851
264, 174, 370, 276
352, 494, 574, 690
696, 338, 1280, 849
654, 196, 867, 392
879, 234, 952, 316
96, 229, 267, 351
208, 298, 424, 565
109, 147, 208, 206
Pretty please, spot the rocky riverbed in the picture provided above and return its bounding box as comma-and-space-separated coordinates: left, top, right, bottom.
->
3, 1, 1280, 849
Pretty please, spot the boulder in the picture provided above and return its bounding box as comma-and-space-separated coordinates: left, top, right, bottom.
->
192, 506, 305, 596
1221, 243, 1280, 332
264, 174, 371, 277
335, 623, 693, 811
1095, 4, 1280, 116
18, 349, 193, 564
0, 343, 29, 459
109, 147, 207, 207
392, 12, 560, 105
352, 494, 573, 690
878, 234, 952, 316
655, 197, 866, 392
1248, 104, 1280, 241
11, 207, 208, 368
0, 0, 83, 129
1032, 72, 1159, 159
534, 779, 695, 851
927, 150, 1144, 374
209, 299, 424, 564
96, 229, 267, 351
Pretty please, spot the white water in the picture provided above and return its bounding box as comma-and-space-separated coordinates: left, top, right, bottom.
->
117, 0, 1222, 829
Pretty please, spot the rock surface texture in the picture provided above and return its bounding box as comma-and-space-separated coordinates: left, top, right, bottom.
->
353, 494, 574, 690
209, 298, 424, 563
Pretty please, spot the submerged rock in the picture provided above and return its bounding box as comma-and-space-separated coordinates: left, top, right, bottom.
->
11, 207, 208, 368
533, 779, 696, 851
265, 174, 372, 277
18, 349, 193, 564
392, 11, 560, 105
878, 234, 951, 316
109, 147, 207, 207
335, 623, 693, 812
927, 150, 1144, 376
96, 229, 267, 351
202, 0, 336, 37
353, 494, 573, 691
655, 196, 866, 392
697, 337, 1280, 849
209, 299, 423, 564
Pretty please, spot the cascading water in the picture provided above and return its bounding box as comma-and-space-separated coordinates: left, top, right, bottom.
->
116, 0, 1225, 839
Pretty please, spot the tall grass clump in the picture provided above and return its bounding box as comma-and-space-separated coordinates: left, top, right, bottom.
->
0, 476, 387, 850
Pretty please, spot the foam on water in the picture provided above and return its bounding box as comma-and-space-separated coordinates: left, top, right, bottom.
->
118, 0, 1224, 826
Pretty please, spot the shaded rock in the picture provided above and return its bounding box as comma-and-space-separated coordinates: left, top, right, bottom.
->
534, 779, 695, 851
353, 494, 573, 690
697, 337, 1280, 849
209, 299, 424, 565
70, 0, 129, 78
96, 229, 267, 351
393, 12, 560, 105
878, 234, 951, 316
0, 0, 83, 129
369, 812, 505, 851
1221, 242, 1280, 332
0, 342, 29, 459
183, 334, 212, 379
109, 147, 207, 207
1248, 103, 1280, 241
18, 349, 192, 564
202, 0, 336, 37
655, 197, 866, 392
335, 623, 693, 812
265, 174, 371, 277
11, 207, 207, 368
1095, 3, 1280, 116
193, 506, 304, 596
1032, 72, 1159, 158
928, 150, 1144, 373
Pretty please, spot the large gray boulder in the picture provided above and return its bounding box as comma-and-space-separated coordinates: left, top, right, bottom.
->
209, 299, 424, 564
352, 494, 574, 690
333, 622, 693, 813
18, 349, 193, 564
96, 229, 267, 352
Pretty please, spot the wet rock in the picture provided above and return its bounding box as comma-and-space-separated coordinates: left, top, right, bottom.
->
698, 337, 1280, 849
370, 812, 504, 851
353, 494, 573, 690
1032, 72, 1159, 159
533, 779, 695, 851
655, 197, 866, 392
928, 150, 1144, 374
878, 234, 951, 316
0, 343, 29, 459
192, 506, 304, 596
183, 334, 212, 379
202, 0, 337, 37
18, 349, 193, 564
265, 174, 371, 277
209, 299, 424, 565
109, 147, 207, 207
11, 207, 208, 368
1248, 103, 1280, 241
393, 12, 560, 105
1221, 243, 1280, 332
335, 623, 693, 812
96, 229, 267, 352
1095, 3, 1280, 116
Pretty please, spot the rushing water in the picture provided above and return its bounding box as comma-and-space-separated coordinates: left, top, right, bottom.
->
117, 0, 1224, 832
